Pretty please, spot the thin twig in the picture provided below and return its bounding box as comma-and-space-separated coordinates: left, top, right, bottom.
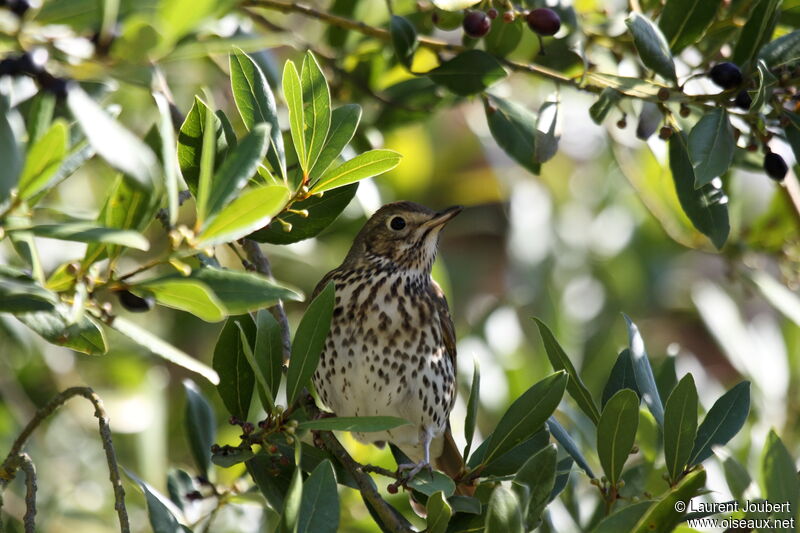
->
0, 387, 129, 533
240, 239, 292, 360
16, 455, 35, 533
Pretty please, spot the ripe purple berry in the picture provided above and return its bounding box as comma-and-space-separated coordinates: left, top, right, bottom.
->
117, 290, 154, 312
487, 8, 498, 19
526, 8, 561, 36
709, 62, 743, 89
734, 90, 752, 110
763, 152, 788, 181
462, 10, 491, 38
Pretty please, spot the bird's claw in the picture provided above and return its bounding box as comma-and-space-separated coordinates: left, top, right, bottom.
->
396, 461, 433, 484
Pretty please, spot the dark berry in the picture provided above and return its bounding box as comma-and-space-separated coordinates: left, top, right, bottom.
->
657, 87, 670, 101
463, 10, 491, 38
487, 8, 498, 19
229, 416, 241, 425
616, 118, 627, 129
764, 152, 788, 181
526, 8, 561, 36
117, 290, 154, 312
8, 0, 30, 16
387, 484, 399, 494
709, 62, 743, 89
502, 11, 514, 22
659, 126, 673, 140
679, 104, 690, 118
734, 90, 752, 110
242, 422, 255, 434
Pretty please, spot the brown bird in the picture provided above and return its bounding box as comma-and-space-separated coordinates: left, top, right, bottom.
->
311, 201, 465, 483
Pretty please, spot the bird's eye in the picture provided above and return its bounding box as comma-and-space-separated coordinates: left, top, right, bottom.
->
389, 216, 406, 231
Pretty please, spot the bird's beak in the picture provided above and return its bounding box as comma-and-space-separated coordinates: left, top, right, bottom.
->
424, 205, 463, 228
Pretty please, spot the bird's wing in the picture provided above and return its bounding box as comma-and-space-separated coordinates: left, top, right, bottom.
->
430, 279, 456, 378
311, 268, 339, 300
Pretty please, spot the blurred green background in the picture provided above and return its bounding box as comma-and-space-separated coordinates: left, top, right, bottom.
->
1, 0, 799, 531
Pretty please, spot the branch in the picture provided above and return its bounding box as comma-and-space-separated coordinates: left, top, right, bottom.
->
240, 239, 292, 360
0, 387, 130, 533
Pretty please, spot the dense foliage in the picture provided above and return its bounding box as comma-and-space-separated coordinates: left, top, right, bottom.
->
0, 0, 799, 532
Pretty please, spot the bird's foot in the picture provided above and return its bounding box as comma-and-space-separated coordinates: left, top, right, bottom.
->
397, 461, 433, 483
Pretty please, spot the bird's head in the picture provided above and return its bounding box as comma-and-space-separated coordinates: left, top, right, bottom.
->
345, 201, 462, 272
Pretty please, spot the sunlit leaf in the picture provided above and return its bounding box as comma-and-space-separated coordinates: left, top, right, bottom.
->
592, 501, 654, 533
309, 105, 361, 182
154, 93, 180, 227
310, 150, 401, 194
408, 471, 456, 498
625, 13, 677, 83
283, 60, 306, 172
134, 278, 226, 322
196, 184, 289, 247
431, 0, 479, 10
624, 314, 665, 427
17, 119, 68, 200
18, 223, 149, 251
178, 97, 234, 195
186, 266, 301, 315
301, 51, 332, 173
16, 309, 106, 355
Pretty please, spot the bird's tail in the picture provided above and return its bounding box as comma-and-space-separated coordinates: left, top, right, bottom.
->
435, 426, 475, 496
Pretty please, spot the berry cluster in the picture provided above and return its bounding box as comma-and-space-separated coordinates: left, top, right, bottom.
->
435, 5, 561, 40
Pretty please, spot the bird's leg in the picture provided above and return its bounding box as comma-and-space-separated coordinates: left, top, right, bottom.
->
397, 427, 434, 482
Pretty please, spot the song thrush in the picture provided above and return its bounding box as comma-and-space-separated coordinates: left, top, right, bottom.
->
311, 201, 465, 482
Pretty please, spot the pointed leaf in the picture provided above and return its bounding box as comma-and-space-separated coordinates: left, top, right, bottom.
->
597, 389, 639, 485
408, 471, 456, 498
236, 322, 274, 411
230, 49, 286, 178
197, 184, 289, 247
602, 349, 641, 408
535, 318, 601, 425
625, 13, 677, 83
592, 501, 654, 533
547, 417, 595, 478
297, 416, 409, 432
177, 97, 233, 195
126, 470, 184, 533
760, 29, 800, 68
485, 485, 524, 533
463, 357, 480, 460
183, 379, 216, 477
425, 491, 452, 533
67, 86, 158, 190
309, 105, 362, 181
428, 50, 507, 96
760, 429, 799, 523
134, 279, 226, 322
689, 381, 750, 465
16, 309, 106, 355
485, 16, 523, 57
21, 223, 149, 251
154, 93, 180, 227
256, 309, 284, 406
663, 374, 698, 483
301, 52, 332, 172
309, 149, 401, 194
0, 97, 22, 202
212, 315, 257, 419
732, 0, 781, 69
298, 460, 339, 533
286, 282, 335, 405
17, 119, 68, 200
632, 469, 707, 533
689, 108, 735, 188
485, 95, 540, 174
111, 316, 219, 383
184, 266, 301, 315
658, 0, 722, 53
514, 444, 557, 526
624, 314, 665, 427
391, 15, 418, 68
283, 60, 306, 172
281, 462, 303, 533
481, 371, 567, 466
469, 429, 550, 476
589, 88, 622, 125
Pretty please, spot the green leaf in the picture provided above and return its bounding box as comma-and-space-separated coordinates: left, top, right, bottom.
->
602, 349, 640, 408
256, 310, 285, 407
632, 469, 707, 533
236, 322, 274, 411
432, 0, 479, 10
425, 491, 452, 533
281, 461, 303, 533
689, 381, 750, 466
16, 310, 106, 355
230, 48, 286, 178
183, 379, 215, 477
83, 174, 158, 265
591, 501, 654, 533
732, 0, 782, 70
624, 314, 665, 427
485, 485, 524, 533
286, 282, 335, 405
0, 277, 55, 312
589, 88, 622, 125
485, 95, 539, 175
196, 184, 289, 247
428, 50, 507, 96
134, 279, 226, 322
663, 374, 698, 483
298, 460, 339, 533
547, 417, 595, 478
548, 456, 574, 502
283, 60, 306, 173
658, 0, 722, 53
785, 111, 800, 163
67, 86, 158, 190
26, 92, 55, 144
480, 371, 567, 466
535, 101, 559, 164
485, 16, 523, 57
110, 316, 220, 384
212, 447, 255, 468
391, 15, 418, 68
751, 59, 779, 111
463, 357, 480, 460
177, 97, 233, 195
760, 429, 799, 523
408, 471, 456, 498
310, 150, 401, 194
17, 223, 149, 251
125, 469, 185, 533
297, 416, 410, 432
204, 124, 271, 220
309, 105, 362, 182
597, 389, 639, 485
212, 315, 257, 420
154, 93, 180, 228
625, 12, 677, 83
514, 444, 557, 526
723, 454, 752, 500
668, 132, 730, 249
760, 29, 800, 68
0, 98, 24, 201
27, 142, 94, 206
248, 183, 358, 244
301, 51, 332, 173
157, 0, 222, 44
688, 108, 735, 188
186, 266, 301, 315
17, 119, 68, 200
535, 318, 601, 425
469, 430, 550, 476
